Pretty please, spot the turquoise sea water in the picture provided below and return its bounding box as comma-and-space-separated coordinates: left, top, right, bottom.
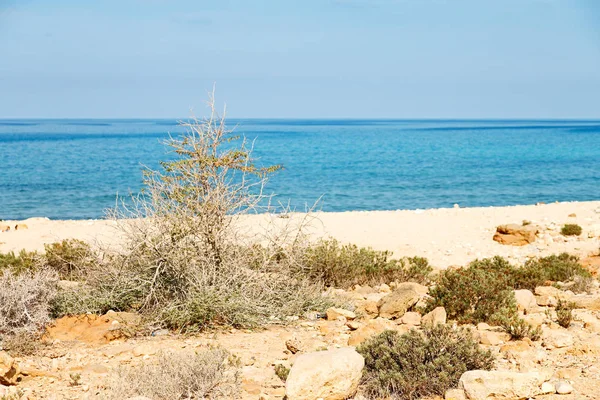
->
1, 119, 600, 220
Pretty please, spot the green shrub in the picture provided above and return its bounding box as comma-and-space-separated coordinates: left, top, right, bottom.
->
0, 250, 40, 275
300, 239, 432, 288
426, 257, 517, 324
519, 253, 591, 290
43, 239, 97, 280
491, 308, 541, 341
357, 325, 494, 400
556, 299, 575, 328
274, 364, 290, 382
561, 224, 582, 236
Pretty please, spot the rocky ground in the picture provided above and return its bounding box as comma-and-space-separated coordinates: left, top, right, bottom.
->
2, 274, 600, 399
2, 202, 600, 399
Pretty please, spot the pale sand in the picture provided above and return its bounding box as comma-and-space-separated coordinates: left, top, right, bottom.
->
2, 201, 600, 268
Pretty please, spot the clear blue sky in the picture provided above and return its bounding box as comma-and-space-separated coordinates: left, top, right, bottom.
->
1, 0, 599, 118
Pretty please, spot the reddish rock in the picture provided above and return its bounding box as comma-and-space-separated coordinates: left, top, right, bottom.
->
493, 224, 538, 246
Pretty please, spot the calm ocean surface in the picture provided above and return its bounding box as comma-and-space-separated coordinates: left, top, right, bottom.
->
1, 119, 600, 220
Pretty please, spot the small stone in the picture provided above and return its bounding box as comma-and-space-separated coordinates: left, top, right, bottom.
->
0, 224, 9, 232
285, 339, 301, 354
445, 388, 467, 400
540, 381, 555, 394
14, 223, 28, 230
326, 307, 356, 321
555, 380, 574, 395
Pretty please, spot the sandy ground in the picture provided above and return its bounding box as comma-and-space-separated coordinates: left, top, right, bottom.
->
2, 201, 600, 268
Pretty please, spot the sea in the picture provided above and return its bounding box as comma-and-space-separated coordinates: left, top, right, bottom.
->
1, 119, 600, 220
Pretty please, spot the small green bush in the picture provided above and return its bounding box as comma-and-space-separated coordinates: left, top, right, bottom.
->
44, 239, 97, 280
519, 253, 591, 290
357, 325, 494, 400
426, 257, 517, 324
300, 239, 432, 288
274, 364, 290, 382
556, 299, 575, 328
561, 224, 582, 236
0, 250, 40, 275
491, 308, 541, 341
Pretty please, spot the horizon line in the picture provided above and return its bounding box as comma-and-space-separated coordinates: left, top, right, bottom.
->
2, 117, 600, 121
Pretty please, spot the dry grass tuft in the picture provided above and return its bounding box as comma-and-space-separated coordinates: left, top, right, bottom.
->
0, 268, 58, 335
103, 348, 240, 399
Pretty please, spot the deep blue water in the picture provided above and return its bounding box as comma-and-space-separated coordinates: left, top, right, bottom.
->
1, 119, 600, 220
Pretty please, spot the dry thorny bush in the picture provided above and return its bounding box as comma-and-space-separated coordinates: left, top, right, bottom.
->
54, 93, 335, 331
102, 347, 240, 399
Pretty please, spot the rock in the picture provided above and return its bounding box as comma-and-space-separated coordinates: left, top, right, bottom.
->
493, 224, 538, 246
459, 370, 544, 399
568, 213, 577, 218
445, 388, 467, 400
514, 289, 537, 312
399, 311, 421, 325
572, 295, 600, 311
377, 283, 391, 293
286, 339, 301, 354
555, 380, 573, 395
0, 351, 21, 385
394, 282, 429, 296
377, 288, 419, 319
535, 286, 572, 298
543, 330, 574, 349
0, 224, 9, 232
14, 223, 28, 230
346, 321, 360, 330
421, 307, 447, 326
478, 330, 511, 346
540, 381, 555, 394
126, 397, 154, 400
285, 348, 364, 400
536, 295, 557, 307
326, 307, 356, 321
348, 318, 395, 346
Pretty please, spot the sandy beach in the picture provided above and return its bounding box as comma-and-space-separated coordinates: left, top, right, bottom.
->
3, 201, 600, 268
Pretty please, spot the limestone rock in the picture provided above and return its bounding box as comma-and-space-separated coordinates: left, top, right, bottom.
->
540, 381, 555, 394
286, 339, 301, 354
514, 289, 537, 312
394, 282, 429, 296
422, 306, 447, 326
377, 288, 419, 319
493, 224, 538, 246
326, 307, 356, 321
348, 318, 395, 346
555, 380, 574, 395
572, 295, 600, 311
0, 351, 21, 386
478, 330, 511, 346
399, 311, 421, 325
0, 224, 9, 232
543, 330, 574, 349
459, 370, 544, 399
285, 348, 364, 400
14, 223, 28, 230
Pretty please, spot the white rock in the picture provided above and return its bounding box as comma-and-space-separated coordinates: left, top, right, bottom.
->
555, 380, 574, 395
459, 370, 544, 400
514, 289, 537, 312
445, 388, 467, 400
540, 381, 555, 394
285, 348, 364, 400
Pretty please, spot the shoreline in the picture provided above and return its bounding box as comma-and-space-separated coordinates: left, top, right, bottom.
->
2, 200, 600, 268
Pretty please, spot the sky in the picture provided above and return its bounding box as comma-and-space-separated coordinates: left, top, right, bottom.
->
1, 0, 600, 119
